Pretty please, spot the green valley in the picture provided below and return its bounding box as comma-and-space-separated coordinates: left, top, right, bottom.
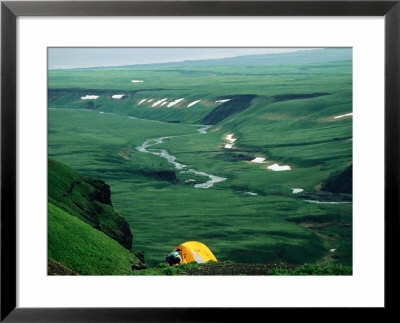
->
48, 48, 352, 271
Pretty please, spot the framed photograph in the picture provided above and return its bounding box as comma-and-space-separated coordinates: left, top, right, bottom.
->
1, 0, 399, 320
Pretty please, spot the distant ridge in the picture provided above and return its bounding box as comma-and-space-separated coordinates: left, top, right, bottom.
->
60, 48, 352, 70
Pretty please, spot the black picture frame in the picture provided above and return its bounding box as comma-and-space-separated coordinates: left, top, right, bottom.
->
1, 0, 399, 321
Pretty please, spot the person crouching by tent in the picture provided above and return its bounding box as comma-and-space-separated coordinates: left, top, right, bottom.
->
166, 248, 182, 266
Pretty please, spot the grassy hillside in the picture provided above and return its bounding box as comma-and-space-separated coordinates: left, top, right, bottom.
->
48, 202, 139, 275
48, 158, 146, 275
48, 49, 352, 268
48, 158, 133, 250
48, 258, 78, 275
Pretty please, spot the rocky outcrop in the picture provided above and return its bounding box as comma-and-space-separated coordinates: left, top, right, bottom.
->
48, 158, 133, 251
86, 178, 113, 205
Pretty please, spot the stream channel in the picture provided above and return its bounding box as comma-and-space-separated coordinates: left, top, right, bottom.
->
136, 124, 227, 188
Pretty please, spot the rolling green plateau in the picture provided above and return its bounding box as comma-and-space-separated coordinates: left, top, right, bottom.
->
48, 49, 353, 270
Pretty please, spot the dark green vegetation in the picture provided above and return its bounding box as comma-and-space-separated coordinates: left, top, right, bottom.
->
49, 158, 133, 250
48, 159, 145, 275
201, 95, 256, 124
321, 164, 352, 194
48, 49, 353, 271
267, 263, 352, 276
131, 261, 351, 276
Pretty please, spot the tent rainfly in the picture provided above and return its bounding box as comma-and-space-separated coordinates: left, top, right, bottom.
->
173, 241, 217, 264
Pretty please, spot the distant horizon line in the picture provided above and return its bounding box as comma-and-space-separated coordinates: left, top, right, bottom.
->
48, 47, 333, 70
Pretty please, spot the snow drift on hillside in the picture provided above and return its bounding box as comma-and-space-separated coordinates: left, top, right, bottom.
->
81, 95, 99, 100
138, 99, 147, 105
267, 163, 291, 171
304, 200, 352, 205
334, 112, 353, 119
168, 98, 185, 107
152, 98, 167, 107
112, 94, 125, 99
245, 192, 258, 196
251, 157, 265, 163
216, 99, 231, 103
131, 80, 144, 83
292, 188, 304, 194
224, 134, 237, 149
187, 100, 201, 108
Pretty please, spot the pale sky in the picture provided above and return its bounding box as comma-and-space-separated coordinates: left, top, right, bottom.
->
48, 47, 319, 70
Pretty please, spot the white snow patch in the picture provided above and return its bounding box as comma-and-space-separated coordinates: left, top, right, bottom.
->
187, 100, 201, 108
81, 95, 99, 100
304, 200, 352, 205
161, 102, 168, 106
267, 163, 291, 171
216, 99, 231, 103
99, 112, 104, 114
168, 98, 185, 107
138, 99, 147, 105
334, 112, 353, 119
226, 134, 237, 142
112, 94, 125, 100
224, 133, 237, 149
152, 98, 167, 107
251, 157, 265, 163
245, 192, 258, 196
147, 99, 154, 103
131, 80, 144, 83
292, 188, 304, 194
329, 249, 336, 253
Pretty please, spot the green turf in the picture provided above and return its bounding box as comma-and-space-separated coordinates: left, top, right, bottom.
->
48, 202, 138, 275
48, 158, 134, 250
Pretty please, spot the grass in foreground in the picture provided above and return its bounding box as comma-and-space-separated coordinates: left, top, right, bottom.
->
268, 263, 352, 275
48, 202, 138, 275
131, 261, 352, 276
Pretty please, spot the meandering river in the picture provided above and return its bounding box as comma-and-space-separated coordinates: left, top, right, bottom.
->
136, 125, 227, 188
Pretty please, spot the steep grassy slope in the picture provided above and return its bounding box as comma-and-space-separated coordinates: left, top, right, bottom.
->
48, 202, 139, 275
49, 158, 133, 250
48, 258, 78, 275
201, 95, 256, 125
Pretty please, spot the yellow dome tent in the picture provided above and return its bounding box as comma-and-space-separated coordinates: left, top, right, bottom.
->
173, 241, 217, 264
